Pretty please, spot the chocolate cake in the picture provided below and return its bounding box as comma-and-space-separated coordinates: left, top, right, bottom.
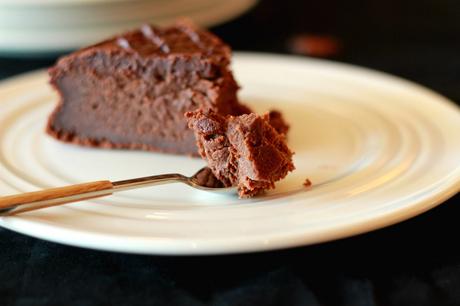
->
47, 21, 251, 156
186, 110, 295, 197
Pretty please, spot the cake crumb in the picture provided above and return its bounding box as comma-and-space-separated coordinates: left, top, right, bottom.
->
303, 178, 312, 188
263, 110, 289, 136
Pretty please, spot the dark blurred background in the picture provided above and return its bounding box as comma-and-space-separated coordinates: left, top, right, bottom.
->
215, 0, 460, 102
1, 1, 459, 305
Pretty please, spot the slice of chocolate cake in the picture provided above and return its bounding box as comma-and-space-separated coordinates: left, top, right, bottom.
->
186, 110, 295, 197
47, 21, 251, 156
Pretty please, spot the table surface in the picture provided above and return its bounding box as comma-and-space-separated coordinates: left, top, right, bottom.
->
1, 0, 459, 305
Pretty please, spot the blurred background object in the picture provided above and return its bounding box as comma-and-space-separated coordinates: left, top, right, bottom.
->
287, 34, 341, 58
0, 0, 257, 56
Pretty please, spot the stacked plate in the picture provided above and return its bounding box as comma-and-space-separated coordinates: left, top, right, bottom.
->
0, 0, 257, 55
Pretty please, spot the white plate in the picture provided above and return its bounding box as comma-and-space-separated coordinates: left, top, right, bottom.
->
0, 53, 459, 255
0, 0, 257, 54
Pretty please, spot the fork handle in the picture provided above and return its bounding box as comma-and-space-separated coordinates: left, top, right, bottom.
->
0, 181, 114, 216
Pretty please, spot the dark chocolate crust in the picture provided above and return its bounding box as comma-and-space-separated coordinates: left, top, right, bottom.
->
186, 110, 295, 197
47, 21, 251, 156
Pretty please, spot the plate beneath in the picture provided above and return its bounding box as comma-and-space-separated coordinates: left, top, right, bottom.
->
0, 53, 459, 254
